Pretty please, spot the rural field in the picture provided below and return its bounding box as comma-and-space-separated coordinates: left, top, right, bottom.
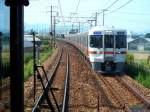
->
126, 50, 150, 88
128, 50, 150, 61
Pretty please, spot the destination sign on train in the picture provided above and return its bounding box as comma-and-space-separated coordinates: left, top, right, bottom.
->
93, 31, 101, 35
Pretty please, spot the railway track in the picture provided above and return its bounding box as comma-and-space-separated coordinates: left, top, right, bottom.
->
27, 43, 72, 112
65, 41, 150, 111
97, 75, 150, 111
67, 44, 118, 111
122, 75, 150, 101
2, 40, 150, 112
116, 76, 150, 110
31, 48, 64, 112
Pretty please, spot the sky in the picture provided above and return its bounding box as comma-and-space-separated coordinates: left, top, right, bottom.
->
0, 0, 9, 32
24, 0, 150, 33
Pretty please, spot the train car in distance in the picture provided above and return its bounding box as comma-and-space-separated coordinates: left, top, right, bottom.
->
64, 26, 127, 74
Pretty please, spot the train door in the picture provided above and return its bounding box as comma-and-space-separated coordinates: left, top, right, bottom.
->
103, 33, 115, 71
115, 32, 127, 62
104, 34, 115, 58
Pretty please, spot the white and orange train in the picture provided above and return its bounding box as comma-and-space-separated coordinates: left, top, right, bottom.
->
64, 26, 127, 73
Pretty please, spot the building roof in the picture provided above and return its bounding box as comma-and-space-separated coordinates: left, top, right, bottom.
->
128, 38, 150, 44
127, 37, 134, 43
24, 35, 41, 41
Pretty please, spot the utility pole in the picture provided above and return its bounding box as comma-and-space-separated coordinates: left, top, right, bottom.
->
72, 24, 74, 30
78, 22, 80, 33
50, 6, 53, 48
51, 6, 53, 33
102, 9, 108, 26
88, 19, 95, 28
53, 16, 56, 47
95, 12, 99, 26
47, 6, 57, 48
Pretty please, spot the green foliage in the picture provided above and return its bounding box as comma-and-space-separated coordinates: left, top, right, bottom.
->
24, 60, 33, 81
1, 60, 10, 78
126, 53, 134, 63
1, 52, 10, 77
132, 35, 140, 39
125, 59, 150, 88
145, 33, 150, 38
125, 53, 150, 88
24, 53, 33, 63
42, 40, 49, 45
24, 45, 53, 81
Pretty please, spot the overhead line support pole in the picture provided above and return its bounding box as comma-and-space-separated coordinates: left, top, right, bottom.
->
102, 9, 108, 26
51, 6, 52, 33
95, 12, 99, 26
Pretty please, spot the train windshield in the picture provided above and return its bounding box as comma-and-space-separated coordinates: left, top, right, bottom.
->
90, 35, 102, 48
116, 35, 126, 48
104, 35, 114, 48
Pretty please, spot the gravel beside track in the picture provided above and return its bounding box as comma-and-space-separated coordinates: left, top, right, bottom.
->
67, 44, 121, 112
21, 41, 150, 112
122, 75, 150, 101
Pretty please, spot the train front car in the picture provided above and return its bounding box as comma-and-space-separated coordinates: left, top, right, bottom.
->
88, 26, 127, 74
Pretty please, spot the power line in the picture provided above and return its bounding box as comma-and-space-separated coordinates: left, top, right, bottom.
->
57, 0, 64, 21
107, 0, 133, 14
75, 0, 81, 13
69, 0, 81, 25
115, 11, 150, 16
103, 0, 111, 8
105, 0, 120, 10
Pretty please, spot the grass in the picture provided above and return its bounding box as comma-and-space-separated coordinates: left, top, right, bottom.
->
24, 53, 33, 63
24, 60, 33, 80
24, 41, 53, 81
1, 38, 53, 81
125, 53, 150, 88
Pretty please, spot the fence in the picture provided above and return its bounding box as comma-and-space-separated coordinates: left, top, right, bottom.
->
1, 59, 10, 78
125, 62, 150, 78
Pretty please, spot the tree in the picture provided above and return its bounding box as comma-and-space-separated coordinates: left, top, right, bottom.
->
145, 33, 150, 38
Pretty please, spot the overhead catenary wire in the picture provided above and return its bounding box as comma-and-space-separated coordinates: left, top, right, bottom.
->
106, 0, 133, 14
104, 0, 120, 10
57, 0, 64, 21
75, 0, 81, 13
113, 11, 150, 16
98, 0, 120, 13
69, 0, 81, 23
57, 0, 66, 32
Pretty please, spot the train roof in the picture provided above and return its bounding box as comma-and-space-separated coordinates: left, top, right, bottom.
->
89, 26, 126, 32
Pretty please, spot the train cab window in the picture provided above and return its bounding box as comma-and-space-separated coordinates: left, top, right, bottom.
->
104, 35, 114, 48
116, 35, 126, 48
90, 35, 102, 48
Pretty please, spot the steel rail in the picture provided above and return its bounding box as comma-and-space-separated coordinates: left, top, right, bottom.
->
116, 76, 150, 108
79, 53, 131, 112
99, 76, 131, 112
62, 54, 70, 112
32, 48, 63, 112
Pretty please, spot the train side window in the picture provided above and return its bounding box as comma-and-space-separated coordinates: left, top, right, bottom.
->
90, 35, 102, 48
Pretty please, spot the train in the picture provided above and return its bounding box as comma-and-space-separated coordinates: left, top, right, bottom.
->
64, 26, 127, 73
